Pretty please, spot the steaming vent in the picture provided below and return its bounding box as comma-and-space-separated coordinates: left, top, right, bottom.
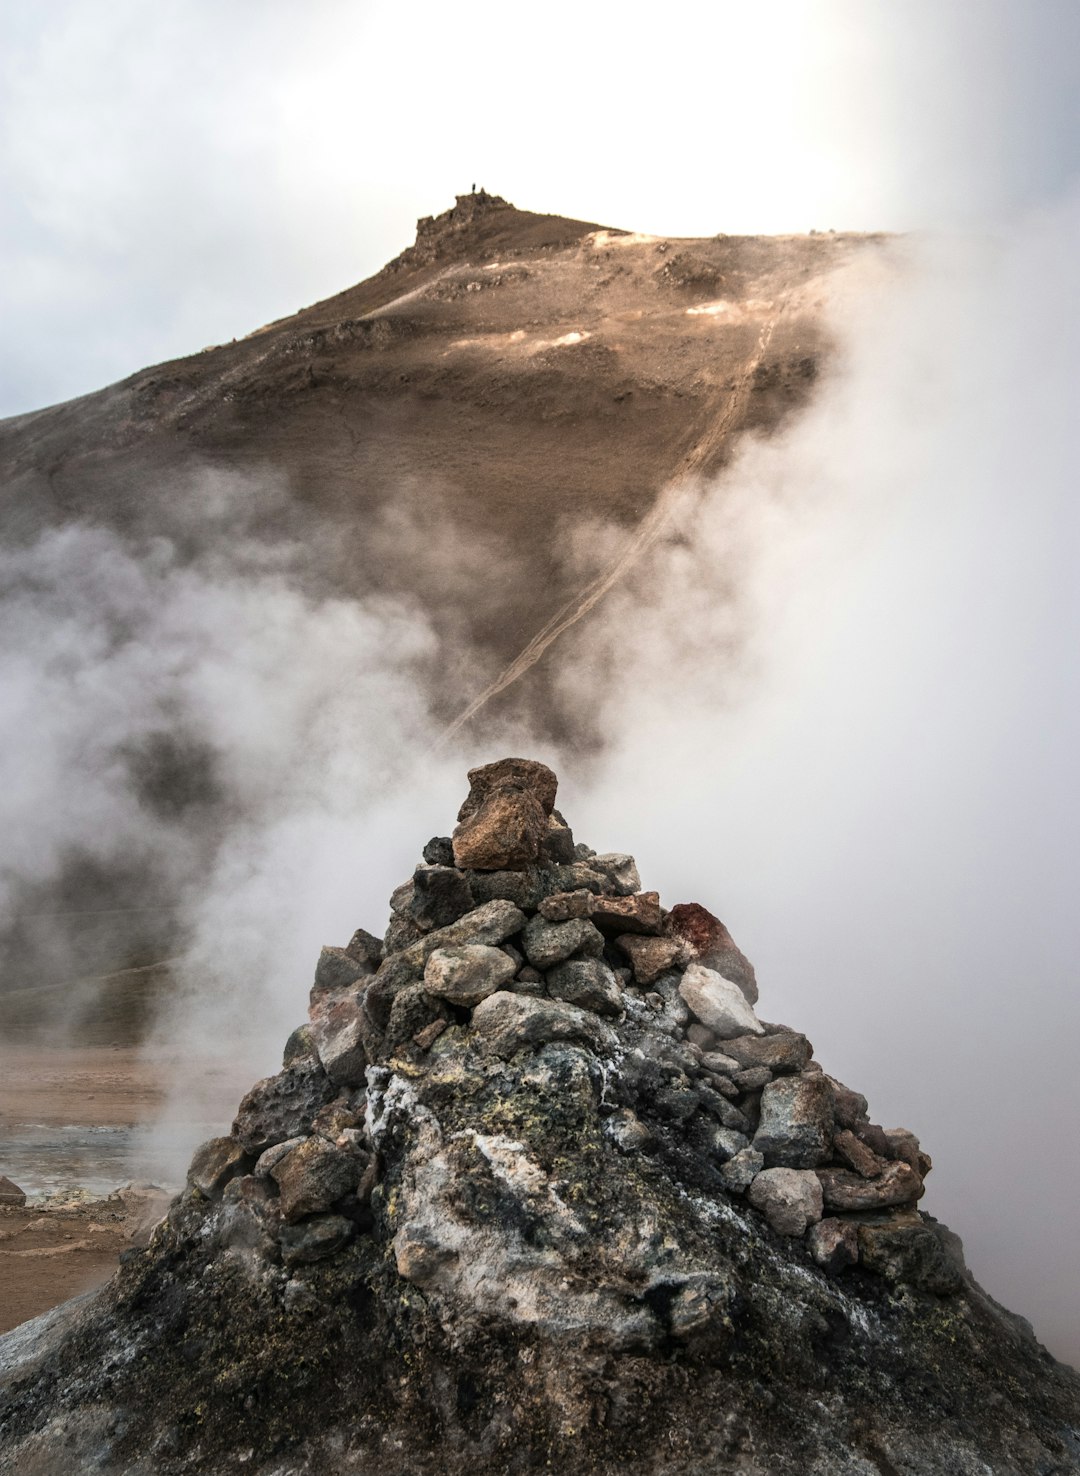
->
2, 757, 1077, 1476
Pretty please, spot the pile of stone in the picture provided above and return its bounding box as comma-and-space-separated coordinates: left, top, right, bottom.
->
186, 757, 949, 1291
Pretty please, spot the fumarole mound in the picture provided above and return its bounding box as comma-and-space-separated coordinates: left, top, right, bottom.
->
1, 760, 1078, 1475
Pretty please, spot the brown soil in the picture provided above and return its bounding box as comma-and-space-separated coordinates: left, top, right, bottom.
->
0, 1201, 132, 1335
0, 1047, 243, 1332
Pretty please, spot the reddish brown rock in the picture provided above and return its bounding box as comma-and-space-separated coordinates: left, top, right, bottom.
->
721, 1031, 813, 1074
826, 1076, 869, 1130
884, 1128, 923, 1171
615, 933, 681, 985
452, 758, 559, 867
590, 892, 664, 936
664, 903, 758, 1003
817, 1160, 924, 1212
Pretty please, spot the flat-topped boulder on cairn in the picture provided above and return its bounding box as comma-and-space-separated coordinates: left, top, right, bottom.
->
1, 756, 1077, 1476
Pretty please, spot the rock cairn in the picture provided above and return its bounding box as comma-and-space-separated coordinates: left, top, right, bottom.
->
188, 755, 949, 1292
6, 758, 1078, 1476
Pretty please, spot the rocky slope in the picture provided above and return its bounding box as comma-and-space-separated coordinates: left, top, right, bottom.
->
2, 759, 1077, 1474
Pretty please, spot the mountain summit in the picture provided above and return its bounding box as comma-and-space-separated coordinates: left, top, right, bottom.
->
2, 758, 1077, 1474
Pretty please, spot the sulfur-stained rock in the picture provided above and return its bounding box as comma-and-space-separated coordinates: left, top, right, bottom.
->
546, 957, 622, 1015
470, 990, 617, 1057
452, 758, 557, 871
187, 1137, 249, 1199
522, 915, 605, 970
424, 944, 516, 1007
753, 1075, 835, 1168
679, 963, 764, 1039
817, 1161, 924, 1212
808, 1218, 860, 1275
665, 902, 758, 1003
747, 1166, 824, 1236
270, 1135, 368, 1222
857, 1221, 964, 1295
231, 1063, 337, 1155
282, 1023, 319, 1068
590, 891, 664, 936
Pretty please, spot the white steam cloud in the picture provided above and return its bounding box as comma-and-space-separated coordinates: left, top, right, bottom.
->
561, 198, 1080, 1366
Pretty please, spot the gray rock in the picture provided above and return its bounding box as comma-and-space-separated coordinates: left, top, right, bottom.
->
685, 1023, 717, 1051
424, 944, 516, 1007
679, 963, 764, 1039
470, 990, 617, 1057
695, 1083, 751, 1132
539, 862, 613, 897
282, 1023, 319, 1068
603, 1107, 656, 1153
590, 852, 641, 895
650, 972, 691, 1027
817, 1161, 924, 1212
538, 888, 593, 921
883, 1127, 923, 1171
253, 1137, 306, 1179
699, 1049, 740, 1076
344, 927, 383, 970
753, 1074, 835, 1168
808, 1218, 860, 1274
310, 993, 370, 1086
278, 1213, 355, 1266
734, 1066, 773, 1091
522, 914, 605, 970
717, 1031, 811, 1073
389, 879, 416, 915
410, 866, 475, 931
466, 868, 545, 911
384, 911, 425, 954
702, 1124, 750, 1162
187, 1137, 249, 1199
720, 1147, 764, 1194
747, 1167, 824, 1236
312, 945, 369, 994
384, 982, 449, 1053
270, 1135, 368, 1222
542, 813, 577, 864
401, 899, 527, 969
545, 957, 622, 1015
0, 1176, 26, 1207
231, 1063, 337, 1155
421, 836, 455, 866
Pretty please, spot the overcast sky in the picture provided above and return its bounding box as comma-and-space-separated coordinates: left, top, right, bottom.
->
2, 0, 1080, 417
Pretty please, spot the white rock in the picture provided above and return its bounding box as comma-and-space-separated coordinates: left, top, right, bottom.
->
678, 963, 764, 1039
